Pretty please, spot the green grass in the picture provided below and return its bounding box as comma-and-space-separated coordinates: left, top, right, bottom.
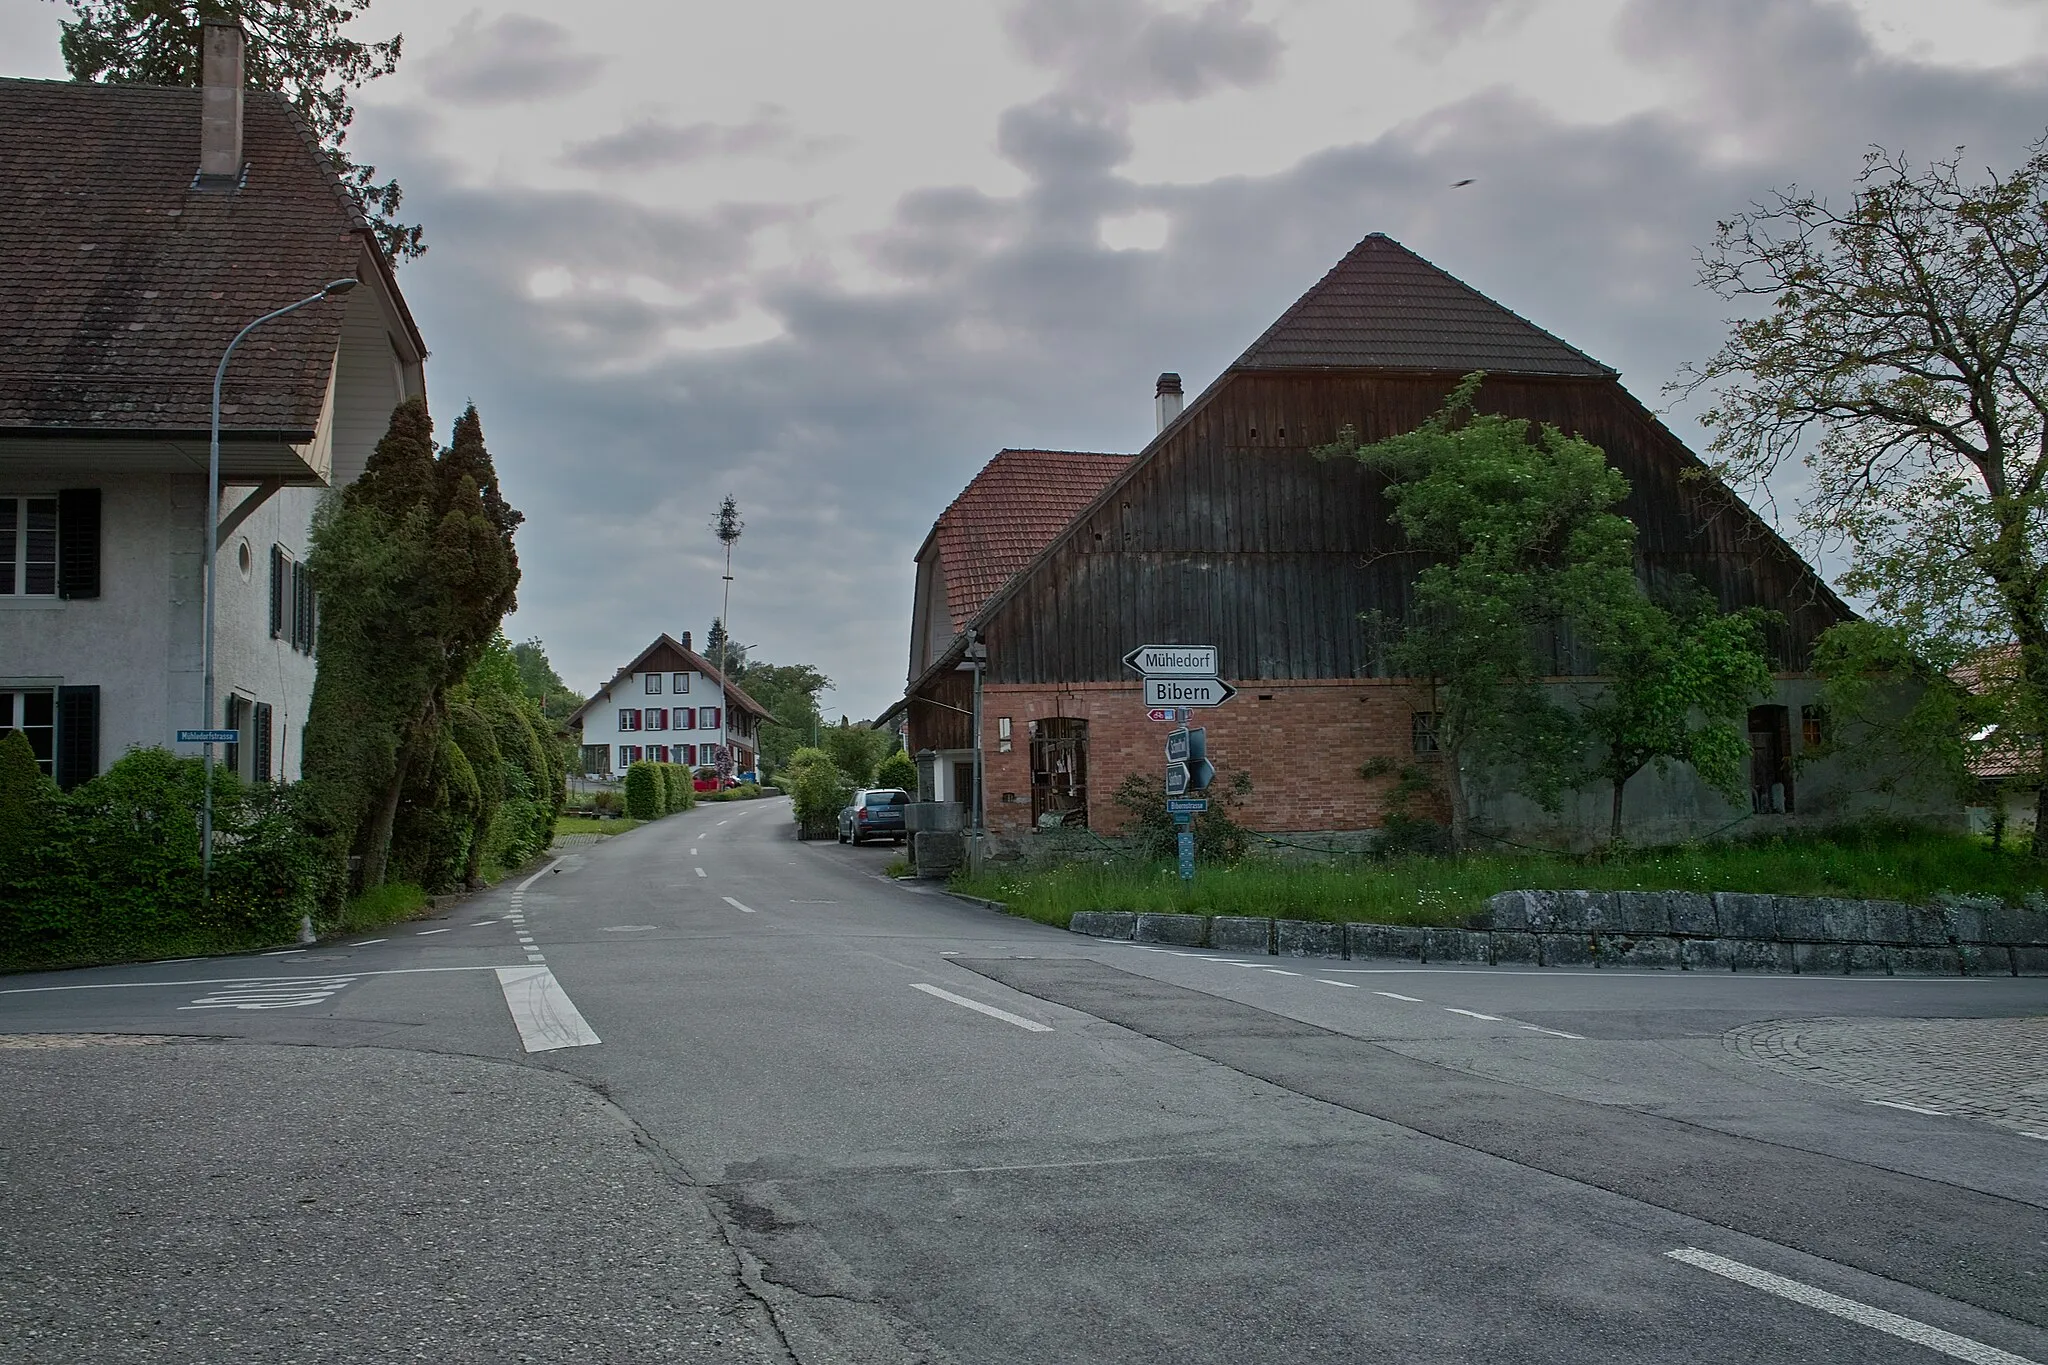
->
553, 815, 643, 836
339, 881, 429, 933
953, 824, 2048, 930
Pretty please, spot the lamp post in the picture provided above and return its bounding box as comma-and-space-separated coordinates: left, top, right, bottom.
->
201, 278, 358, 892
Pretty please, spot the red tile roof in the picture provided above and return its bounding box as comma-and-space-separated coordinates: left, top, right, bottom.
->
930, 449, 1134, 633
1231, 233, 1614, 378
0, 78, 403, 436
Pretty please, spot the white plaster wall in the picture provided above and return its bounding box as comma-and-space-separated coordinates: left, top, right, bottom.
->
576, 668, 739, 770
210, 483, 321, 780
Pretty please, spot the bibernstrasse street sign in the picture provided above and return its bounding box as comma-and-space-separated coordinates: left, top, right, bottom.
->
177, 729, 239, 744
1165, 797, 1208, 816
1124, 644, 1218, 677
1143, 676, 1236, 709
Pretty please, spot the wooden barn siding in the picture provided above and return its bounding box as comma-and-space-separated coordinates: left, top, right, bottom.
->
985, 371, 1845, 686
908, 669, 973, 752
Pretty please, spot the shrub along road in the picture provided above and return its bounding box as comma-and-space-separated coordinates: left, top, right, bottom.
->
1, 795, 2044, 1363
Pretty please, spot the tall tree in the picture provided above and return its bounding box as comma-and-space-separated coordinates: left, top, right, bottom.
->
53, 0, 423, 262
1679, 136, 2048, 851
1319, 375, 1639, 848
510, 637, 584, 727
739, 660, 829, 776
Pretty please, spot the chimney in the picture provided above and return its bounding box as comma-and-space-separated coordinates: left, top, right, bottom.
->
680, 631, 692, 650
198, 22, 245, 186
1154, 372, 1183, 432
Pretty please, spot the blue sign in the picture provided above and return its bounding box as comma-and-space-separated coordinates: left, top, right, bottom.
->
1165, 727, 1190, 764
1166, 797, 1209, 816
1177, 829, 1195, 880
1165, 761, 1189, 796
177, 729, 240, 744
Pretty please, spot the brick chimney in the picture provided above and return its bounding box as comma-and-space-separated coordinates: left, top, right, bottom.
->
197, 21, 245, 186
680, 631, 693, 650
1155, 372, 1183, 432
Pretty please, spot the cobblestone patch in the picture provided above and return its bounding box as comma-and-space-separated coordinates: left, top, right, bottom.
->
1725, 1016, 2048, 1137
0, 1034, 183, 1049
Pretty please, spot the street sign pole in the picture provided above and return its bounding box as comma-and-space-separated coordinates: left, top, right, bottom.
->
1128, 645, 1234, 883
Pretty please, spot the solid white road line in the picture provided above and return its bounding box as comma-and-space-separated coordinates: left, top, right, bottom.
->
1867, 1099, 1949, 1116
495, 966, 600, 1052
2021, 1132, 2048, 1141
1316, 979, 1361, 988
722, 896, 756, 914
909, 982, 1053, 1032
0, 965, 533, 996
261, 948, 305, 956
1445, 1008, 1504, 1021
1264, 968, 1301, 976
1375, 991, 1423, 1002
1664, 1248, 2040, 1365
471, 919, 497, 925
415, 928, 452, 936
1519, 1024, 1584, 1039
351, 939, 386, 946
516, 857, 566, 893
695, 867, 707, 878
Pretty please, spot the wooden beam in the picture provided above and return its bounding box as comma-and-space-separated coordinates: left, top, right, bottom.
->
215, 478, 284, 551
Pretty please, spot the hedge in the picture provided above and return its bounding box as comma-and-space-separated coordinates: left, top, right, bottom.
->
625, 761, 664, 819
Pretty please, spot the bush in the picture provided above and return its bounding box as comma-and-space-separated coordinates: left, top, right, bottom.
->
591, 790, 621, 816
784, 746, 850, 837
624, 761, 665, 820
1109, 769, 1254, 864
876, 749, 918, 793
665, 763, 696, 811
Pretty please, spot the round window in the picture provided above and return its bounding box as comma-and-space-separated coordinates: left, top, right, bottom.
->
237, 539, 252, 576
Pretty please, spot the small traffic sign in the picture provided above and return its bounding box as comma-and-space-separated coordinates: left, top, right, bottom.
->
1165, 762, 1190, 797
177, 729, 239, 744
1185, 728, 1214, 792
1165, 727, 1190, 764
1125, 644, 1219, 677
1143, 676, 1236, 708
1165, 797, 1208, 816
1146, 708, 1177, 722
1177, 829, 1196, 879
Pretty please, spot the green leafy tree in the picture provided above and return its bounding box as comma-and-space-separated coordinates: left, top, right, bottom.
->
782, 746, 849, 837
820, 720, 892, 788
0, 730, 59, 903
740, 660, 828, 777
511, 636, 584, 726
1679, 136, 2048, 851
1578, 589, 1777, 842
1319, 375, 1638, 847
875, 749, 918, 793
52, 0, 423, 262
704, 617, 749, 678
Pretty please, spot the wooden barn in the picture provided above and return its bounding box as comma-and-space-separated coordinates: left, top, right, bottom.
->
893, 233, 1940, 848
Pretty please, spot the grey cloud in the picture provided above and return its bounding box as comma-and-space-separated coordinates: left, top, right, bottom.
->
1400, 0, 1536, 60
1006, 0, 1283, 103
358, 0, 2048, 721
564, 107, 839, 172
422, 13, 606, 106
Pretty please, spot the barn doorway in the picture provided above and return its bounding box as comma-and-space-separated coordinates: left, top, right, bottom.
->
1748, 705, 1794, 814
1030, 718, 1089, 829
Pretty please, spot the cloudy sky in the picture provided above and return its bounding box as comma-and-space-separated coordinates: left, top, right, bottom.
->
10, 0, 2048, 718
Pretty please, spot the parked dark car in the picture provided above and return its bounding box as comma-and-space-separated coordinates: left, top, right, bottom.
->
837, 788, 908, 845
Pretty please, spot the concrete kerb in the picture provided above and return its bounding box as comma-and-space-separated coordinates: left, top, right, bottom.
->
1056, 889, 2048, 975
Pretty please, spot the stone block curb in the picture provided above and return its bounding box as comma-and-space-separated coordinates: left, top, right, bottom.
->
1210, 916, 1273, 954
1278, 919, 1345, 958
1069, 910, 1136, 940
1134, 913, 1208, 947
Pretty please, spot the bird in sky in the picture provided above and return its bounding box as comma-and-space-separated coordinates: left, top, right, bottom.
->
1452, 178, 1476, 187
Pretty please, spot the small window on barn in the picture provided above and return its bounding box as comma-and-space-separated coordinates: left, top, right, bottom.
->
1801, 704, 1829, 752
1411, 712, 1440, 754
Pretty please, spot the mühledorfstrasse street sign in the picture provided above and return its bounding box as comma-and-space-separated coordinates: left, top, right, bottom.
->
1123, 644, 1219, 677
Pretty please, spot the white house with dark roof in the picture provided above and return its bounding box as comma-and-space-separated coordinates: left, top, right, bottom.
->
565, 632, 774, 781
0, 24, 426, 787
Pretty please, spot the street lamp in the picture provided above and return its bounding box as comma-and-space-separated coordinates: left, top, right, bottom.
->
201, 278, 358, 892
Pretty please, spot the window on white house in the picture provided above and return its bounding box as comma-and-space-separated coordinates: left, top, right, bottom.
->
702, 706, 721, 731
645, 707, 667, 731
673, 673, 689, 693
673, 707, 694, 730
0, 688, 56, 774
645, 673, 663, 695
681, 743, 697, 765
619, 744, 643, 767
0, 497, 59, 596
648, 744, 668, 763
618, 708, 641, 732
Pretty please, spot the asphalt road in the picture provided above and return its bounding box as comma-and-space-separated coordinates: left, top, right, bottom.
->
3, 794, 2044, 1364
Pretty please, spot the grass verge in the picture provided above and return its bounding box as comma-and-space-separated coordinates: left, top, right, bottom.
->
554, 815, 643, 837
339, 881, 429, 934
952, 824, 2048, 930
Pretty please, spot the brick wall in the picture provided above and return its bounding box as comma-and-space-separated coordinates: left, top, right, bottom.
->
976, 679, 1438, 837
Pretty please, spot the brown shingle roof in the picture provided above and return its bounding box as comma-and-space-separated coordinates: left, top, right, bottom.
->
0, 78, 381, 436
1230, 233, 1614, 378
565, 633, 776, 729
930, 449, 1134, 633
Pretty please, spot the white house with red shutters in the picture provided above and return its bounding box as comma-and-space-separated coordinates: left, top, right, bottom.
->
565, 631, 772, 781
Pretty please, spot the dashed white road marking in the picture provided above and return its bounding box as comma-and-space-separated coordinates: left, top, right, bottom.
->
1317, 979, 1360, 988
351, 939, 386, 947
2021, 1132, 2048, 1141
690, 848, 699, 855
495, 966, 600, 1052
517, 857, 566, 892
717, 819, 729, 826
722, 897, 755, 914
415, 928, 452, 936
910, 982, 1053, 1032
603, 925, 659, 932
1867, 1099, 1949, 1117
1445, 1007, 1504, 1021
1264, 968, 1301, 977
261, 948, 305, 957
695, 867, 707, 878
1375, 991, 1424, 1002
1519, 1024, 1584, 1040
471, 919, 498, 925
1664, 1248, 2040, 1365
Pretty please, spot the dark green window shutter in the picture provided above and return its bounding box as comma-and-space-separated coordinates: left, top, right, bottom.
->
54, 685, 98, 791
56, 489, 100, 600
270, 546, 286, 638
254, 702, 274, 782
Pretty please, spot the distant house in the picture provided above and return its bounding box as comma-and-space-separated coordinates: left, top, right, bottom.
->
0, 24, 426, 787
895, 233, 1945, 847
565, 632, 773, 780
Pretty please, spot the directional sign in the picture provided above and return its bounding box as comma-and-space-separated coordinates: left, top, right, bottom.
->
1185, 728, 1215, 792
1146, 708, 1178, 723
1143, 676, 1237, 709
1124, 644, 1219, 678
177, 729, 239, 744
1165, 762, 1190, 797
1165, 797, 1208, 816
1165, 727, 1190, 764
